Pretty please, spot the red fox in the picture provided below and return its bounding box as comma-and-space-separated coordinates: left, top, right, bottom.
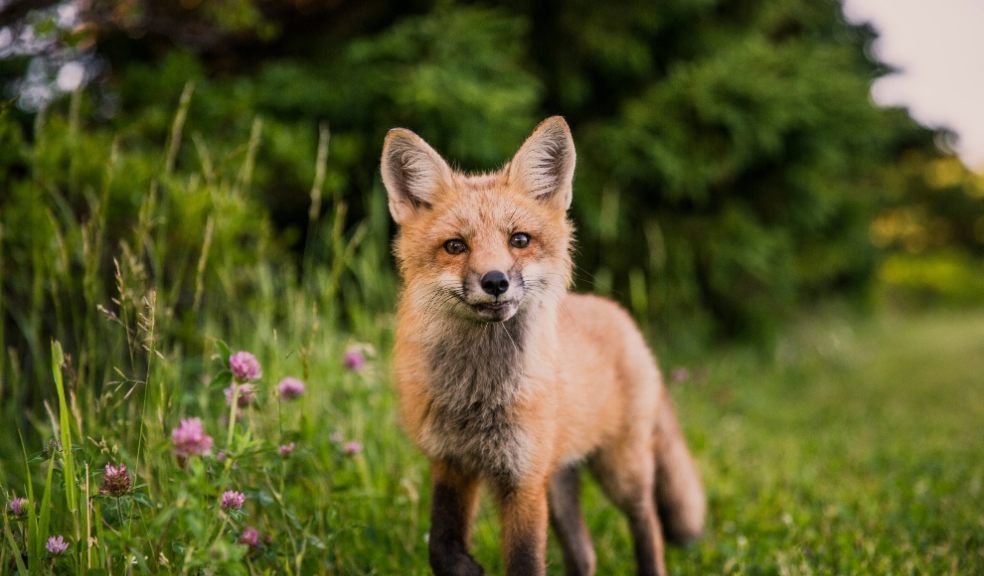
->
381, 117, 706, 576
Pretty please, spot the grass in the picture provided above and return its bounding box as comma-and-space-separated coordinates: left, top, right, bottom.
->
660, 309, 984, 575
427, 308, 979, 575
3, 303, 982, 575
2, 95, 981, 574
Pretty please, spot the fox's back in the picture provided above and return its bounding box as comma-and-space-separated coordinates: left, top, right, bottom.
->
548, 293, 664, 461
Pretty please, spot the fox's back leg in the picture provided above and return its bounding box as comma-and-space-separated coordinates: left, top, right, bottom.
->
653, 387, 706, 544
589, 435, 667, 576
548, 464, 596, 576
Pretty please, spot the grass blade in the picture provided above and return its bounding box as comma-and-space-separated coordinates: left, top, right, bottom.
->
2, 508, 29, 575
37, 453, 55, 562
51, 341, 78, 526
17, 430, 39, 568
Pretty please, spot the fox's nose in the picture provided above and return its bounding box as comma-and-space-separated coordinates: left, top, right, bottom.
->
480, 271, 510, 296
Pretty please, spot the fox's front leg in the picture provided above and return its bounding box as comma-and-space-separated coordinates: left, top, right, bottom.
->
496, 478, 550, 576
430, 462, 484, 576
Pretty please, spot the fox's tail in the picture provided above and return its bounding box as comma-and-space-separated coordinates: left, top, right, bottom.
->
653, 387, 707, 545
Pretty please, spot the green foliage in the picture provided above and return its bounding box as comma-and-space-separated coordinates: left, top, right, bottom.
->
870, 140, 984, 305
879, 252, 984, 306
0, 95, 404, 573
5, 0, 958, 345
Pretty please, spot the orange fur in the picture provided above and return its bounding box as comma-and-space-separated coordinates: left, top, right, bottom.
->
382, 117, 706, 576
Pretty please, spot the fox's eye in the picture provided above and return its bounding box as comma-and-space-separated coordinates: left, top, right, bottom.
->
443, 239, 468, 255
509, 232, 531, 249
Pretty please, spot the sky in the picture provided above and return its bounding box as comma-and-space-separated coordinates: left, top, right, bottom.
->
842, 0, 984, 170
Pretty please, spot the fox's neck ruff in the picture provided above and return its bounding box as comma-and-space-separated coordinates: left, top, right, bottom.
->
416, 306, 544, 481
425, 307, 532, 403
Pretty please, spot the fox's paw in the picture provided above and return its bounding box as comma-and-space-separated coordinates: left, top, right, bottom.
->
430, 551, 485, 576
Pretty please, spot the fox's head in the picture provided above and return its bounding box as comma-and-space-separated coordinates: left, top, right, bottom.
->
382, 117, 575, 323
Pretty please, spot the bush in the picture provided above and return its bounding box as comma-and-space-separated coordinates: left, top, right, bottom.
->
2, 0, 956, 346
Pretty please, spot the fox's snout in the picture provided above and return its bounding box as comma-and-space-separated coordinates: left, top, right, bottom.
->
457, 267, 524, 323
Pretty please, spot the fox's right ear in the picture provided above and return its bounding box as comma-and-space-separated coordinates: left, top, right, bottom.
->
381, 128, 453, 225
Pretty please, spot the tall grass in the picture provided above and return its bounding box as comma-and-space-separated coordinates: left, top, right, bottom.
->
0, 87, 413, 574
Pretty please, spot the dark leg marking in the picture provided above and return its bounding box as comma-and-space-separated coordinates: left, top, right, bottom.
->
430, 479, 485, 576
505, 536, 539, 576
549, 465, 596, 576
624, 503, 666, 576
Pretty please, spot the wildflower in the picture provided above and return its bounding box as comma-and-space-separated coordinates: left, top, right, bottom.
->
278, 442, 295, 457
670, 367, 691, 384
220, 490, 246, 510
224, 383, 257, 407
171, 418, 213, 460
216, 450, 226, 462
46, 535, 69, 555
8, 497, 28, 516
277, 377, 305, 400
99, 463, 132, 497
343, 441, 362, 456
239, 526, 260, 548
229, 351, 262, 381
343, 345, 366, 372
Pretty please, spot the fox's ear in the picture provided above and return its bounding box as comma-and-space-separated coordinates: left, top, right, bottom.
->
507, 116, 576, 210
381, 128, 453, 224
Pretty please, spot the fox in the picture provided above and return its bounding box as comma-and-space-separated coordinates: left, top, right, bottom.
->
381, 116, 706, 576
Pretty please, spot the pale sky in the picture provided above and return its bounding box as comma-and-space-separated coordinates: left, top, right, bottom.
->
842, 0, 984, 170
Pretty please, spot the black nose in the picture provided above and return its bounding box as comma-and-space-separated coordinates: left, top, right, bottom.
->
480, 271, 510, 296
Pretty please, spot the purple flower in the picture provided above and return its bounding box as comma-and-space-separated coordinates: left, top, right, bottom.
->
8, 497, 28, 516
277, 377, 305, 400
239, 526, 260, 548
343, 441, 363, 456
171, 418, 213, 460
99, 463, 132, 497
670, 367, 691, 384
278, 442, 295, 457
216, 450, 226, 462
224, 383, 257, 407
220, 490, 246, 510
46, 535, 69, 555
343, 346, 366, 372
229, 351, 262, 382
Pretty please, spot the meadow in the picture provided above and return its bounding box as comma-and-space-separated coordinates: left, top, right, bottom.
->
4, 289, 982, 574
1, 97, 982, 575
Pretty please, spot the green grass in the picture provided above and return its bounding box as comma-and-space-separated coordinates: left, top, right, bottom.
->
416, 308, 980, 575
5, 301, 982, 574
658, 309, 984, 575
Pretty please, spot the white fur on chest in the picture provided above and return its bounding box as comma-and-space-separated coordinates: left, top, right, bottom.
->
419, 316, 534, 484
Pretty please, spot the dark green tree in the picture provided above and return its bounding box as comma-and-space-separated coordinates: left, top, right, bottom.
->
1, 0, 962, 347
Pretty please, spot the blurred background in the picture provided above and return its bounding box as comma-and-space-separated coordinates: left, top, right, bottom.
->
2, 0, 983, 351
0, 0, 982, 572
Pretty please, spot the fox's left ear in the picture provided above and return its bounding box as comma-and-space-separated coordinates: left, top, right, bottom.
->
507, 116, 576, 210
